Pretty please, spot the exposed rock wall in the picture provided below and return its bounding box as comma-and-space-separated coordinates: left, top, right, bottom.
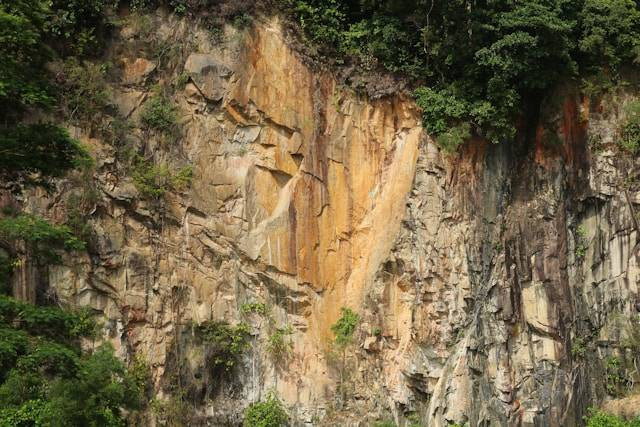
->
7, 9, 640, 426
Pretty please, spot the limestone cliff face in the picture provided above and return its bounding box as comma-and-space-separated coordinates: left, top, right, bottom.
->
9, 10, 640, 427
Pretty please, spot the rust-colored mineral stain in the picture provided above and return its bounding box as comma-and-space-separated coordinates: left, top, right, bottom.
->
561, 97, 588, 167
534, 123, 547, 165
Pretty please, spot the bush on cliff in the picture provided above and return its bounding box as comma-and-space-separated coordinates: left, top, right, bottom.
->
243, 392, 288, 427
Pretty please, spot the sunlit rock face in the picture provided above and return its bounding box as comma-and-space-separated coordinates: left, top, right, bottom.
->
12, 10, 640, 426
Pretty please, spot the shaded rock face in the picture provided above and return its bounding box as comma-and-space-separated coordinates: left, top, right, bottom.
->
9, 11, 640, 426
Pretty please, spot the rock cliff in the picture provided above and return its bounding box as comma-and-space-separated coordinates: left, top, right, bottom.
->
7, 9, 640, 427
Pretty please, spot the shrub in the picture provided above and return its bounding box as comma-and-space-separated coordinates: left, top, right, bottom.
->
575, 225, 588, 260
151, 391, 195, 427
584, 407, 640, 427
621, 100, 640, 154
241, 302, 267, 316
243, 392, 288, 427
131, 157, 192, 200
198, 321, 251, 372
571, 336, 587, 359
0, 255, 15, 295
0, 214, 85, 264
140, 95, 178, 135
330, 307, 359, 403
436, 123, 471, 153
266, 326, 293, 362
331, 307, 359, 348
232, 13, 252, 30
605, 356, 627, 396
58, 58, 112, 125
0, 296, 140, 427
0, 125, 92, 187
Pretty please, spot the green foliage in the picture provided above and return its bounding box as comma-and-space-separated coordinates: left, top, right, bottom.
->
584, 407, 640, 427
45, 0, 118, 56
140, 95, 178, 135
266, 326, 293, 362
621, 100, 640, 154
65, 192, 97, 244
0, 0, 54, 116
284, 0, 640, 151
436, 123, 472, 154
131, 158, 192, 200
0, 125, 92, 186
575, 225, 588, 260
128, 355, 151, 399
169, 0, 187, 15
373, 421, 396, 427
0, 214, 85, 264
58, 58, 112, 125
132, 160, 173, 199
578, 0, 640, 74
243, 392, 288, 427
331, 307, 359, 348
175, 72, 190, 90
0, 295, 95, 342
0, 296, 140, 427
405, 412, 423, 427
241, 302, 268, 316
0, 255, 14, 295
284, 0, 346, 49
198, 320, 251, 372
151, 391, 195, 427
233, 13, 253, 30
605, 356, 627, 396
571, 336, 587, 359
172, 166, 193, 190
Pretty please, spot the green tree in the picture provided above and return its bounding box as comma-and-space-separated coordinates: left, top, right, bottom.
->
0, 295, 142, 426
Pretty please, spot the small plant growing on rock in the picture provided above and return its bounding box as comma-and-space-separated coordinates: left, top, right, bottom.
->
575, 225, 588, 260
243, 392, 288, 427
331, 307, 360, 404
140, 95, 178, 135
198, 320, 251, 372
131, 157, 192, 200
571, 336, 587, 359
241, 302, 267, 316
266, 325, 294, 363
331, 307, 359, 348
605, 356, 627, 396
621, 100, 640, 154
233, 13, 252, 30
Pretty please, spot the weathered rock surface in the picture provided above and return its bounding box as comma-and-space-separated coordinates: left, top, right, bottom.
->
7, 10, 640, 427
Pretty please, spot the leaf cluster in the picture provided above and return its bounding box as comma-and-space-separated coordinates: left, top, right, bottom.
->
0, 214, 85, 264
243, 392, 288, 427
330, 307, 359, 348
0, 296, 142, 426
198, 320, 251, 371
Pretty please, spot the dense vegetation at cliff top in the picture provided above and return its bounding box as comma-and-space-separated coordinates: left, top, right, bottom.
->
283, 0, 640, 150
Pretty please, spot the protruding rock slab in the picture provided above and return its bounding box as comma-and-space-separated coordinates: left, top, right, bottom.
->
184, 53, 232, 101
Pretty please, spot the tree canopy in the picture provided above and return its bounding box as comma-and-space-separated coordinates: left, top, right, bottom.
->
284, 0, 640, 150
